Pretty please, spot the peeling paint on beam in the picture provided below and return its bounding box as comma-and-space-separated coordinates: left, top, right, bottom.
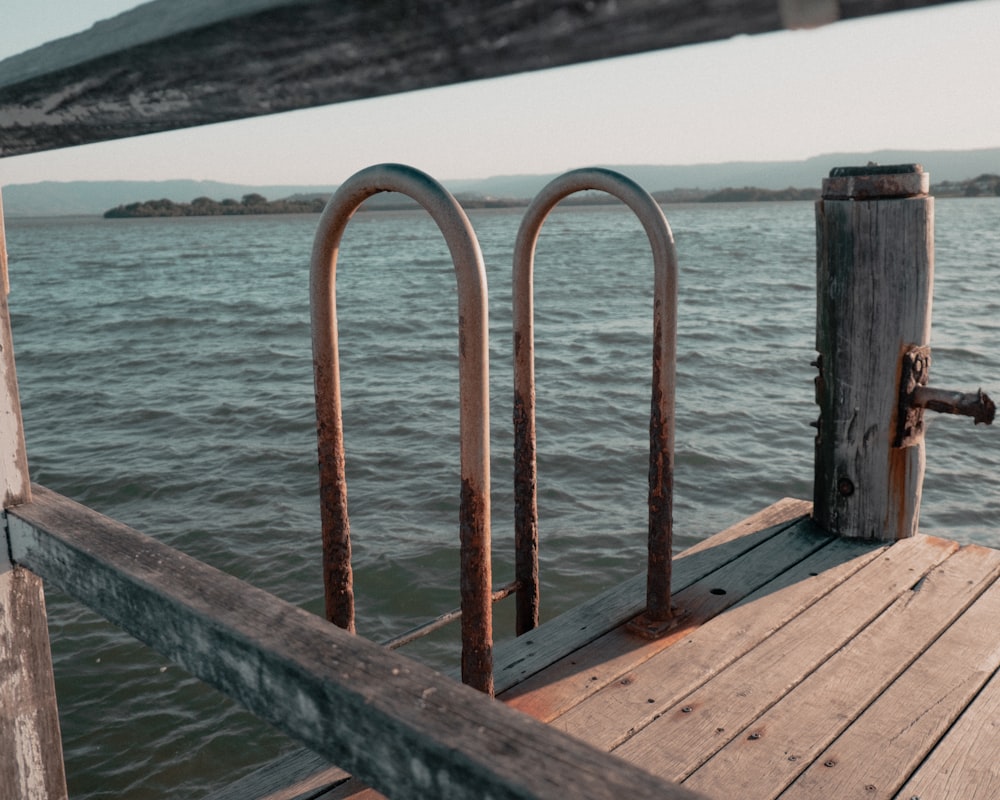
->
0, 0, 962, 158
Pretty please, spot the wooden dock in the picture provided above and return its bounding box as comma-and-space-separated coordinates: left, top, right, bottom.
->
3, 3, 996, 800
511, 502, 1000, 800
217, 497, 1000, 799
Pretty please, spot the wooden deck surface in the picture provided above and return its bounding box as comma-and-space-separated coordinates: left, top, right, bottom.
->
219, 499, 1000, 799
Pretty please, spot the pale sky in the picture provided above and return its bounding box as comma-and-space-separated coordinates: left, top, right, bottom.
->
1, 0, 999, 187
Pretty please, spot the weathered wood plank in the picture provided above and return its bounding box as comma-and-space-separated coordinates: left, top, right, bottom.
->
0, 186, 67, 800
204, 499, 811, 800
0, 0, 962, 157
8, 484, 704, 800
896, 662, 1000, 800
611, 533, 958, 781
813, 170, 934, 540
493, 498, 810, 694
782, 568, 1000, 800
683, 543, 1000, 799
284, 515, 830, 800
0, 192, 30, 509
0, 568, 68, 800
502, 516, 829, 722
555, 534, 885, 751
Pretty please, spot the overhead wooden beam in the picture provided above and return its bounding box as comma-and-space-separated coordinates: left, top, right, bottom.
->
0, 0, 963, 158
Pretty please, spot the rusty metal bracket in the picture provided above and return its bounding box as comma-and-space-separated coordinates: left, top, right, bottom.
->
913, 386, 995, 425
626, 606, 686, 640
896, 345, 995, 448
896, 346, 930, 447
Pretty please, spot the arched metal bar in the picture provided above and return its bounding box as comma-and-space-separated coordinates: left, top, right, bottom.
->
311, 163, 493, 694
512, 168, 678, 636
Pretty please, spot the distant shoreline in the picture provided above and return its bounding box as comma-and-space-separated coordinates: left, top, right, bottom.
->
100, 187, 823, 218
102, 175, 1000, 218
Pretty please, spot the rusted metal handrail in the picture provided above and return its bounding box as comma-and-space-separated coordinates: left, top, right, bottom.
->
512, 168, 678, 636
310, 163, 494, 694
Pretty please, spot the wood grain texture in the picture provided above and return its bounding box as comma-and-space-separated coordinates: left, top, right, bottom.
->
0, 190, 30, 509
7, 485, 704, 800
782, 567, 1000, 800
502, 518, 829, 722
554, 534, 885, 752
813, 194, 934, 540
492, 498, 810, 694
0, 0, 961, 157
0, 568, 68, 800
896, 663, 1000, 800
0, 187, 65, 800
611, 533, 958, 781
683, 543, 1000, 799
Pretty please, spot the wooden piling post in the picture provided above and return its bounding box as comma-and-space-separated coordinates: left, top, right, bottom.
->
0, 186, 68, 799
813, 165, 933, 541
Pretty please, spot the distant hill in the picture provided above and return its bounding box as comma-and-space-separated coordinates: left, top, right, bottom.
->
444, 148, 1000, 202
3, 148, 999, 216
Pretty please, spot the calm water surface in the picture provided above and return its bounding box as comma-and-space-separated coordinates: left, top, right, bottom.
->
5, 198, 1000, 798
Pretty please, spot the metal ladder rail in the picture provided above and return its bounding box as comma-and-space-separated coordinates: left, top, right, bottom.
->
512, 168, 679, 636
310, 163, 495, 694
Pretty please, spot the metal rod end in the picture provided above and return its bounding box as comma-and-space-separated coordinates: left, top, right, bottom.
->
626, 608, 684, 640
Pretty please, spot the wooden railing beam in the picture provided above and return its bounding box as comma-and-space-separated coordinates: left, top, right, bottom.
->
7, 485, 705, 800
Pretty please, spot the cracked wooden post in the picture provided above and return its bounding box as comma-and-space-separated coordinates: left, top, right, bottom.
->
0, 186, 69, 799
812, 164, 933, 541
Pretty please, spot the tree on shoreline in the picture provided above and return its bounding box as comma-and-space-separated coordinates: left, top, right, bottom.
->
104, 193, 328, 218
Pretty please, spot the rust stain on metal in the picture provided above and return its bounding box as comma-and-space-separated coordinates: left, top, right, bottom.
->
897, 344, 995, 441
311, 164, 493, 692
887, 445, 912, 541
644, 322, 674, 623
912, 385, 996, 425
511, 167, 678, 641
460, 477, 493, 696
895, 345, 930, 448
513, 385, 539, 635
